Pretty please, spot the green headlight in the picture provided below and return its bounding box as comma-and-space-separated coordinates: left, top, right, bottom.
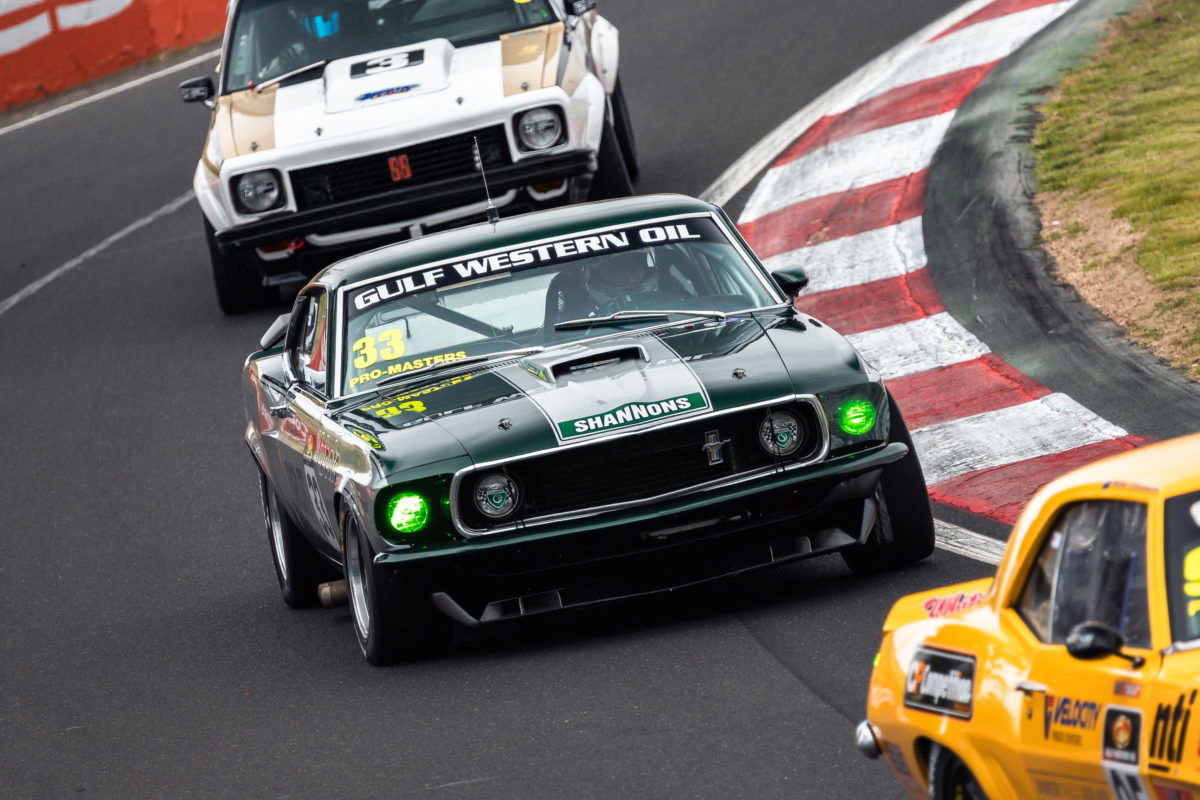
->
387, 493, 430, 533
839, 399, 877, 436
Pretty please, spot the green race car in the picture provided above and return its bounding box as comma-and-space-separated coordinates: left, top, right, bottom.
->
243, 194, 934, 664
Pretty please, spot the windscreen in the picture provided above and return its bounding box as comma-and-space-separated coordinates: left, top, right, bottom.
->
338, 216, 779, 394
224, 0, 556, 92
1164, 489, 1200, 645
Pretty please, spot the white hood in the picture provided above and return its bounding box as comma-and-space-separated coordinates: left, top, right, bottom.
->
271, 38, 505, 149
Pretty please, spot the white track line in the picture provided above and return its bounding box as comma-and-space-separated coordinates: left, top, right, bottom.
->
698, 0, 999, 207
741, 112, 954, 223
846, 313, 990, 380
935, 520, 1005, 565
0, 47, 219, 139
0, 190, 193, 317
911, 393, 1128, 485
763, 218, 927, 287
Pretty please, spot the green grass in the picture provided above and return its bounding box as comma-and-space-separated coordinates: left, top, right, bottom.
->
1034, 0, 1200, 375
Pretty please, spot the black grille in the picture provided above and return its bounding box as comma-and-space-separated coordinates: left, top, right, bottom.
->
457, 402, 825, 532
290, 125, 512, 211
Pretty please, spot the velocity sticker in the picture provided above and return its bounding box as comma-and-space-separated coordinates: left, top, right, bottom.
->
559, 393, 706, 439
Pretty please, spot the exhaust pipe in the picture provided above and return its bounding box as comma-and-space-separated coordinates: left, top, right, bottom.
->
318, 579, 348, 608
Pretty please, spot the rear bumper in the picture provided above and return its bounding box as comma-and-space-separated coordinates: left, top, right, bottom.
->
380, 444, 908, 625
214, 150, 595, 254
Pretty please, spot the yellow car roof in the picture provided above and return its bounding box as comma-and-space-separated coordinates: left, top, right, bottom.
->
1040, 432, 1200, 498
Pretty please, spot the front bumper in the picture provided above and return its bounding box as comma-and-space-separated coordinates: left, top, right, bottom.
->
214, 150, 595, 254
379, 443, 907, 625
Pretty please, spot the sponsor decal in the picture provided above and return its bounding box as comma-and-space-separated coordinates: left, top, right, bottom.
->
1043, 695, 1101, 745
702, 430, 729, 466
558, 393, 706, 439
923, 591, 985, 619
1106, 706, 1153, 800
1150, 782, 1197, 800
346, 427, 383, 450
355, 83, 420, 102
1031, 778, 1109, 799
348, 220, 722, 313
1104, 707, 1143, 766
1116, 680, 1143, 699
1184, 545, 1200, 619
362, 374, 473, 418
881, 741, 922, 795
349, 350, 468, 389
1150, 690, 1196, 766
350, 50, 424, 78
903, 645, 975, 719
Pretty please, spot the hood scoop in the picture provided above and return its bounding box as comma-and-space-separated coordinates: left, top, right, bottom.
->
521, 345, 648, 383
323, 38, 454, 113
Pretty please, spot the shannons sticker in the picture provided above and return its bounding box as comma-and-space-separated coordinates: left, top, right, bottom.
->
903, 646, 975, 720
559, 393, 706, 439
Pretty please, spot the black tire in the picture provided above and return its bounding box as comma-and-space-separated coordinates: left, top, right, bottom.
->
841, 394, 936, 574
927, 744, 989, 800
588, 117, 634, 201
260, 473, 335, 608
610, 79, 639, 181
343, 512, 451, 665
204, 217, 276, 314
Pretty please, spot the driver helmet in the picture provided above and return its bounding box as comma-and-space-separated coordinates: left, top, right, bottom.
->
297, 6, 341, 39
585, 250, 657, 307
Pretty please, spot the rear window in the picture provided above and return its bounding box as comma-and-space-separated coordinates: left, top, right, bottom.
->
1164, 489, 1200, 645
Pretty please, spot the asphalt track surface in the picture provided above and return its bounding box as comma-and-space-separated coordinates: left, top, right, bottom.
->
0, 2, 1008, 797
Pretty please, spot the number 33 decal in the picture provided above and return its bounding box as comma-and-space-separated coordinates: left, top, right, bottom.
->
352, 329, 405, 369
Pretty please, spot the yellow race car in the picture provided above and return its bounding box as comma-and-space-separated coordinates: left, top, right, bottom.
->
857, 433, 1200, 800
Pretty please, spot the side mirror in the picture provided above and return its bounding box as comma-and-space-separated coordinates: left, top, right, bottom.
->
179, 76, 215, 105
260, 313, 290, 350
1066, 621, 1144, 668
772, 267, 810, 297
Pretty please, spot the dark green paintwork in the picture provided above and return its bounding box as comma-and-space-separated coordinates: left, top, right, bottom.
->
243, 193, 895, 584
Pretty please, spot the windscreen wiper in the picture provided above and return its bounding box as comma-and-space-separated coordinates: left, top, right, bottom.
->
374, 347, 544, 390
553, 309, 727, 331
255, 60, 328, 92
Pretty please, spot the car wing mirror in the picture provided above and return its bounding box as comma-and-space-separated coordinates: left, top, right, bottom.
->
179, 76, 215, 108
260, 313, 290, 350
771, 267, 810, 298
1066, 621, 1144, 668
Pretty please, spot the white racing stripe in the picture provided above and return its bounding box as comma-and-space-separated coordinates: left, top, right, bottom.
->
846, 312, 990, 380
0, 48, 220, 139
911, 393, 1128, 485
741, 113, 954, 223
55, 0, 135, 28
0, 190, 194, 317
827, 1, 1079, 114
935, 520, 1005, 565
762, 218, 927, 289
700, 0, 1000, 207
0, 11, 49, 56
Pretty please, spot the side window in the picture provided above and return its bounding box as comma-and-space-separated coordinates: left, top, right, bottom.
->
1015, 500, 1150, 649
295, 292, 328, 395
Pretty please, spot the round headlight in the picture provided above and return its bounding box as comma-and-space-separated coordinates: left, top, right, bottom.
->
387, 492, 430, 534
235, 170, 281, 213
516, 107, 563, 150
758, 411, 803, 457
473, 472, 520, 520
839, 399, 877, 436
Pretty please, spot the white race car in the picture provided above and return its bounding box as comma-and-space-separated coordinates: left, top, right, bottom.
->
180, 0, 636, 313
